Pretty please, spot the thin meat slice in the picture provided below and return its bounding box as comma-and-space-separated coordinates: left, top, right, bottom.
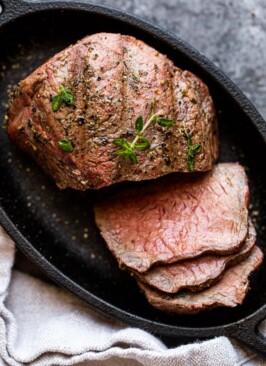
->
94, 163, 249, 272
135, 220, 256, 293
138, 246, 263, 314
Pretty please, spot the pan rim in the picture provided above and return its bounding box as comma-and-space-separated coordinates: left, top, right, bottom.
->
0, 1, 266, 339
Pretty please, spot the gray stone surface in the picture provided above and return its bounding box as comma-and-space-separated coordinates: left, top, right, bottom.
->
78, 0, 266, 120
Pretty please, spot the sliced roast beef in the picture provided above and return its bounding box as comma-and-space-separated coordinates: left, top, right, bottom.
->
8, 33, 218, 190
94, 163, 249, 272
135, 220, 255, 293
138, 246, 263, 314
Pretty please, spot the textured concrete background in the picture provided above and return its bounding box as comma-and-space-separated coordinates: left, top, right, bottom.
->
70, 0, 266, 120
31, 0, 266, 118
32, 0, 266, 119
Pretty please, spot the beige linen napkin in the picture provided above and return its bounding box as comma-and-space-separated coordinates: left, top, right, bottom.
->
0, 226, 265, 366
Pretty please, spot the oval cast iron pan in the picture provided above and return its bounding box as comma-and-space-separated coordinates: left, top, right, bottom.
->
0, 0, 265, 356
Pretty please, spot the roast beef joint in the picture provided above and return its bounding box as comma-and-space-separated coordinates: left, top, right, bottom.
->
8, 33, 218, 190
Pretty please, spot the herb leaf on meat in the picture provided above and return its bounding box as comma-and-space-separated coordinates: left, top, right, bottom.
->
156, 117, 176, 127
184, 131, 202, 172
52, 95, 62, 112
113, 99, 175, 163
163, 290, 187, 300
135, 116, 144, 132
58, 139, 74, 152
52, 86, 75, 112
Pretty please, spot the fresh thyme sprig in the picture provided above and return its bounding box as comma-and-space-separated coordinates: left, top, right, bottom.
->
113, 100, 175, 163
184, 130, 202, 172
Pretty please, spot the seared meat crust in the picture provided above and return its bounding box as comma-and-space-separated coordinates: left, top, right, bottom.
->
8, 33, 218, 190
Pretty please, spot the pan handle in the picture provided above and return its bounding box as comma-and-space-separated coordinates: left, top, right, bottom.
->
228, 307, 266, 357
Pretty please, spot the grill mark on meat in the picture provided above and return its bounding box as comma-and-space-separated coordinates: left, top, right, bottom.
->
94, 163, 249, 272
65, 44, 88, 178
182, 69, 218, 170
135, 219, 256, 293
187, 72, 209, 167
165, 59, 177, 164
118, 37, 175, 178
138, 246, 263, 314
78, 34, 124, 187
116, 41, 127, 180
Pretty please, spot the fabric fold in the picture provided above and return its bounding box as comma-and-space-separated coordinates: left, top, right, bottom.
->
0, 226, 265, 366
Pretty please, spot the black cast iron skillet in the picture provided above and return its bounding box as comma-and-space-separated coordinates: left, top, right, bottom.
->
0, 0, 266, 356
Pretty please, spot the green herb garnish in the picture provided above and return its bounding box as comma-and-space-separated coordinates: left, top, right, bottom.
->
184, 131, 202, 172
163, 290, 187, 300
52, 86, 75, 112
113, 99, 175, 163
58, 139, 73, 152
